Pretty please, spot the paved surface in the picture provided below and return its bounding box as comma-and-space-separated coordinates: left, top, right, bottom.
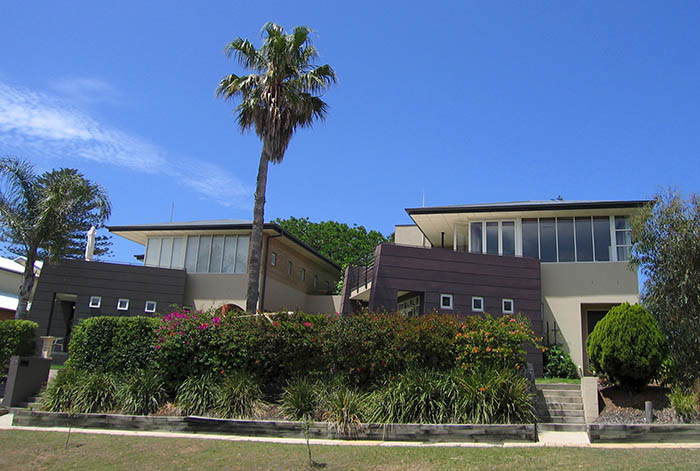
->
2, 414, 700, 449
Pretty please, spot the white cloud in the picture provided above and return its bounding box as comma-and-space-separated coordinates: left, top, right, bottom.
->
50, 77, 120, 105
0, 80, 251, 207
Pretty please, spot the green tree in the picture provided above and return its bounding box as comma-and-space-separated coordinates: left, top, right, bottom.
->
0, 158, 111, 319
630, 189, 700, 387
217, 23, 336, 313
273, 216, 388, 268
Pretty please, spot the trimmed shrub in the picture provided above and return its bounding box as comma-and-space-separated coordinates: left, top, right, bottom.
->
216, 371, 263, 419
586, 303, 667, 390
454, 314, 542, 373
118, 370, 166, 416
0, 319, 38, 378
67, 316, 160, 373
543, 345, 579, 379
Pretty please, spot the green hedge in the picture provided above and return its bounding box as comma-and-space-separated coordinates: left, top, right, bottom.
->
66, 316, 160, 373
0, 319, 38, 378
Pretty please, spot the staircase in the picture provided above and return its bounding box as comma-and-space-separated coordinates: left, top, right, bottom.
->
535, 383, 586, 432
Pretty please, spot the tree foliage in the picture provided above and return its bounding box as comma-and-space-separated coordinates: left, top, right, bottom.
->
273, 216, 388, 268
0, 158, 111, 318
217, 23, 336, 313
631, 189, 700, 387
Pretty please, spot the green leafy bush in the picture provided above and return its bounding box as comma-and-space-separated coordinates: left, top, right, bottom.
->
175, 374, 220, 416
543, 345, 579, 379
454, 314, 542, 373
118, 370, 166, 416
67, 317, 160, 373
216, 371, 263, 419
0, 319, 38, 378
40, 367, 83, 412
587, 303, 667, 390
669, 387, 699, 423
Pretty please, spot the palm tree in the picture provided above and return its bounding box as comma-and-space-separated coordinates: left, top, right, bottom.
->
217, 23, 336, 313
0, 158, 111, 319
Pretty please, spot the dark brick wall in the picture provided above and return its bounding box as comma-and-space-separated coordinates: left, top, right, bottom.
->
29, 260, 186, 347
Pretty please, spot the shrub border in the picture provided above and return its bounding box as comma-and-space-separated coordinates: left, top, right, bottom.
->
11, 410, 535, 442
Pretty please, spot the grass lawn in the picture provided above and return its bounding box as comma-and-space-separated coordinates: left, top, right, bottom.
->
535, 377, 581, 384
2, 430, 700, 470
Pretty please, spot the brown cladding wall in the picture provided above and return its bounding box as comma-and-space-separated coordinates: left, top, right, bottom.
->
265, 237, 339, 296
366, 244, 543, 374
29, 260, 186, 353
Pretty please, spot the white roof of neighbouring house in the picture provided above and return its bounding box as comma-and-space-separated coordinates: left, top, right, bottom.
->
0, 291, 18, 311
0, 256, 43, 275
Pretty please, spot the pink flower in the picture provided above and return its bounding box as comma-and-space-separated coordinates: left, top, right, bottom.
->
154, 345, 161, 350
303, 322, 313, 328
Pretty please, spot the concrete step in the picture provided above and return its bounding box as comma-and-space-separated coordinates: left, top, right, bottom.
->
536, 402, 584, 412
536, 407, 584, 417
539, 396, 583, 405
538, 389, 582, 398
536, 383, 581, 391
18, 402, 41, 409
537, 423, 587, 433
539, 415, 586, 424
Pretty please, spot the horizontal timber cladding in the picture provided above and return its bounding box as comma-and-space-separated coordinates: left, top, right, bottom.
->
29, 260, 186, 341
367, 244, 543, 375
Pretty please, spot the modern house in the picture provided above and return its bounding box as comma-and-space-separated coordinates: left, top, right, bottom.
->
28, 220, 341, 362
340, 199, 648, 375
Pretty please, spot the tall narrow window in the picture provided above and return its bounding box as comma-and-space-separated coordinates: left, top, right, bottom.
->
502, 221, 515, 256
593, 217, 611, 261
539, 218, 557, 262
185, 236, 199, 272
270, 252, 277, 266
301, 268, 306, 281
287, 260, 293, 275
172, 237, 185, 269
575, 217, 593, 261
470, 222, 482, 254
234, 236, 249, 273
313, 274, 318, 288
145, 238, 161, 266
159, 237, 173, 268
486, 222, 499, 254
615, 216, 632, 261
222, 235, 237, 273
522, 218, 539, 259
196, 236, 212, 273
557, 218, 575, 262
209, 235, 225, 273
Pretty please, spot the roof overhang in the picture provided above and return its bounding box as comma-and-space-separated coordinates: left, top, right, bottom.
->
406, 200, 651, 248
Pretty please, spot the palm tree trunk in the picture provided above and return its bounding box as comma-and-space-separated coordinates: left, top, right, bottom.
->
245, 149, 270, 313
15, 248, 37, 320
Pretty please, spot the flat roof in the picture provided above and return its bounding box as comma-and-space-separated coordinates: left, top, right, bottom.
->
406, 199, 651, 215
107, 219, 340, 271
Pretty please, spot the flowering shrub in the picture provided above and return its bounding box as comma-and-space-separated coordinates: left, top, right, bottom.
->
454, 314, 542, 372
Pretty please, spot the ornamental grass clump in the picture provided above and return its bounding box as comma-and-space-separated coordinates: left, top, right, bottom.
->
175, 374, 220, 416
41, 367, 83, 412
72, 371, 119, 414
320, 383, 367, 437
118, 370, 166, 416
455, 368, 535, 424
216, 371, 264, 419
281, 377, 319, 421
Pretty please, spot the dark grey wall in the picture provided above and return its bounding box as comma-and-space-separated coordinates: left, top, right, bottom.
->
365, 244, 543, 374
29, 260, 186, 351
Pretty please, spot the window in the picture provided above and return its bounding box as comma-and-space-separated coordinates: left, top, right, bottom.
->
301, 268, 306, 281
398, 295, 420, 316
89, 296, 101, 308
470, 222, 483, 254
574, 217, 593, 262
287, 260, 293, 275
117, 298, 129, 311
615, 216, 632, 261
440, 294, 453, 310
557, 218, 575, 262
270, 252, 277, 266
502, 298, 514, 314
145, 237, 185, 269
178, 235, 249, 273
313, 274, 318, 288
522, 218, 539, 258
593, 217, 611, 261
144, 301, 157, 313
472, 296, 484, 312
502, 221, 515, 256
539, 218, 557, 262
469, 220, 516, 256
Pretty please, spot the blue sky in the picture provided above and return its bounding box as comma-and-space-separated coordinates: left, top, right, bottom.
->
1, 1, 698, 262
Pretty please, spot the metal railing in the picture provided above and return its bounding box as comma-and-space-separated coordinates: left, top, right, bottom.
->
346, 252, 375, 294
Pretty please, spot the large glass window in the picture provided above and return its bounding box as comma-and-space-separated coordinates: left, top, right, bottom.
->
146, 234, 249, 273
502, 221, 515, 256
522, 219, 539, 258
209, 235, 225, 273
557, 218, 575, 262
145, 237, 185, 269
185, 236, 198, 271
486, 222, 499, 254
539, 218, 557, 262
145, 238, 161, 267
574, 217, 593, 262
593, 217, 611, 261
470, 222, 482, 254
615, 216, 632, 261
196, 235, 212, 273
455, 225, 468, 252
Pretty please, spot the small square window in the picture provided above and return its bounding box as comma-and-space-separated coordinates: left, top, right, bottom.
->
89, 296, 101, 308
270, 252, 277, 266
301, 268, 305, 281
145, 301, 157, 313
287, 260, 293, 275
502, 299, 514, 314
440, 294, 453, 310
472, 296, 484, 312
117, 298, 129, 311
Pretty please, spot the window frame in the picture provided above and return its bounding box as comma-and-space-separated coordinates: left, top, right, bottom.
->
117, 298, 129, 311
270, 252, 276, 266
287, 260, 293, 275
502, 298, 514, 314
472, 296, 484, 312
468, 220, 516, 256
89, 296, 101, 309
300, 268, 306, 281
144, 300, 157, 313
440, 293, 454, 310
